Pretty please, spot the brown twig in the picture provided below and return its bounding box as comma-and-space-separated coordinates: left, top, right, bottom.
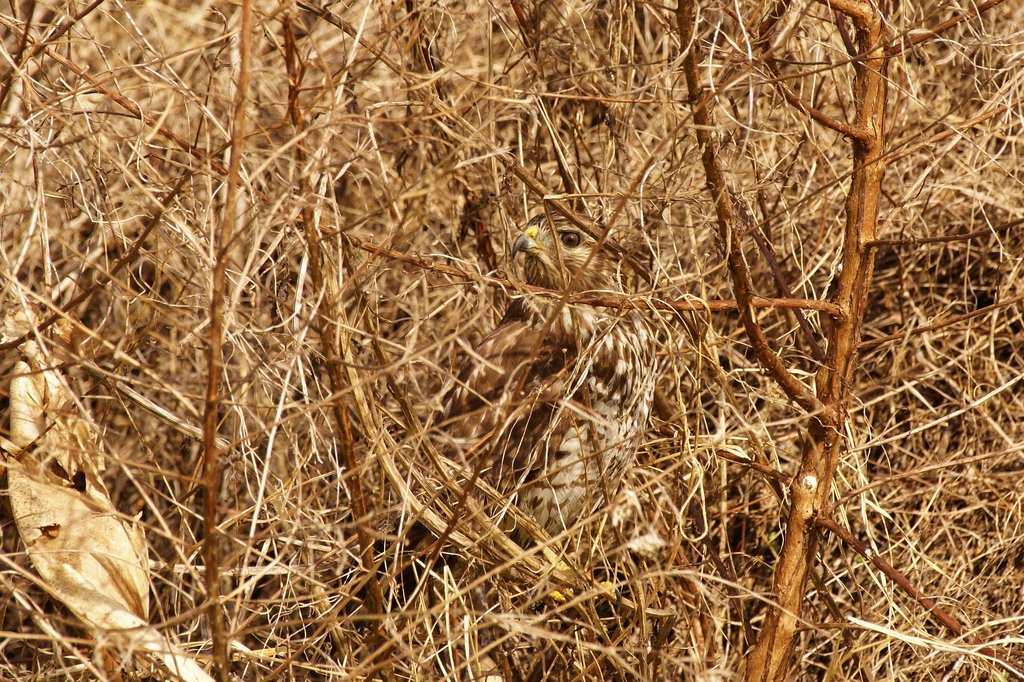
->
812, 514, 1023, 676
764, 59, 870, 142
677, 0, 821, 415
348, 234, 842, 317
866, 217, 1024, 248
0, 0, 105, 110
833, 441, 1024, 512
886, 102, 1009, 168
885, 0, 1011, 57
859, 291, 1024, 352
201, 2, 252, 679
748, 219, 827, 364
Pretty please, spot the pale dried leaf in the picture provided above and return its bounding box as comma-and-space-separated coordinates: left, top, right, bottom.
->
3, 310, 212, 682
7, 463, 151, 621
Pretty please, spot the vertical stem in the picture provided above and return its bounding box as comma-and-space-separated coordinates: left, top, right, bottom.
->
745, 2, 890, 679
282, 4, 390, 676
201, 2, 251, 680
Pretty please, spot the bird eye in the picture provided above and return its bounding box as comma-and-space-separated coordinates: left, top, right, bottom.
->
559, 231, 582, 248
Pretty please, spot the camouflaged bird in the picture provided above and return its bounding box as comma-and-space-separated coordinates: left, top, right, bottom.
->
443, 214, 656, 537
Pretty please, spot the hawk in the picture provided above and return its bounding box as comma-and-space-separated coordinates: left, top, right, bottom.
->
444, 214, 656, 537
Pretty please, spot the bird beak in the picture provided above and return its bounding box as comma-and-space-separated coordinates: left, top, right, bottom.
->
511, 225, 540, 257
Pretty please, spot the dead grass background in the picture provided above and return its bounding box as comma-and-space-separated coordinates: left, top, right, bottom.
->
2, 0, 1023, 679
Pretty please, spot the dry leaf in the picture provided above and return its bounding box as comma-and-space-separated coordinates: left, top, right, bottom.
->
3, 310, 212, 682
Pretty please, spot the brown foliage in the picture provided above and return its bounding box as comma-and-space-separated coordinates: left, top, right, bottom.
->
2, 0, 1023, 679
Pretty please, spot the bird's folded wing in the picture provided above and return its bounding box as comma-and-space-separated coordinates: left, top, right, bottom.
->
443, 313, 579, 485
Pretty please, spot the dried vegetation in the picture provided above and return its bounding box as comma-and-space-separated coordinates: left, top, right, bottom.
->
1, 0, 1023, 680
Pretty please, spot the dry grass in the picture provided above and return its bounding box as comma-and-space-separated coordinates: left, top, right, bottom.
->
2, 0, 1024, 680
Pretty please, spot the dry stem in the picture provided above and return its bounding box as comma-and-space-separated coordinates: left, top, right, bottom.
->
743, 0, 892, 677
200, 2, 252, 679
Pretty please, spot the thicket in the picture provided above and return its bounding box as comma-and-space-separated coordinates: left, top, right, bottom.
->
2, 1, 1023, 680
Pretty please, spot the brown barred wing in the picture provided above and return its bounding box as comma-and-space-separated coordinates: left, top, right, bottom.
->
442, 309, 576, 498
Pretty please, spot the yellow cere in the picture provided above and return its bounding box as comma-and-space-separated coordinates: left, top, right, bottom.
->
524, 225, 539, 240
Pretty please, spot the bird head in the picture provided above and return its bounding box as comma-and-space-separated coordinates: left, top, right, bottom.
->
511, 214, 624, 292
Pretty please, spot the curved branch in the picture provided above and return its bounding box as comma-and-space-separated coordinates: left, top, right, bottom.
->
677, 0, 821, 414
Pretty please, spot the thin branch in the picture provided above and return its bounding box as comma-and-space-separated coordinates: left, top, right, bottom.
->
765, 59, 870, 142
748, 221, 827, 364
832, 441, 1024, 510
866, 217, 1024, 248
0, 0, 105, 108
859, 292, 1024, 351
886, 0, 1011, 57
201, 3, 252, 679
813, 514, 1022, 676
677, 0, 821, 414
348, 234, 843, 317
714, 448, 789, 483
